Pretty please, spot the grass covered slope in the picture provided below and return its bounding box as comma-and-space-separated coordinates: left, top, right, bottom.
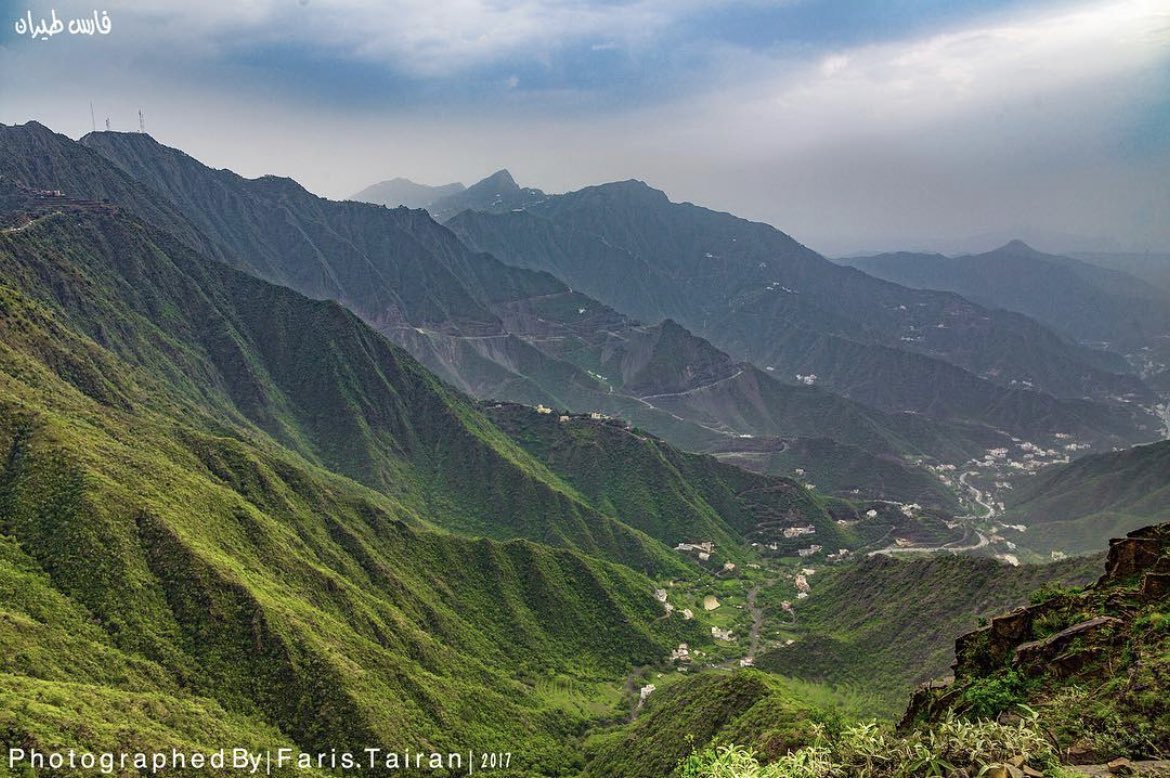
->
584, 670, 858, 777
0, 196, 685, 573
1005, 439, 1170, 555
484, 402, 846, 554
755, 554, 1102, 715
0, 197, 730, 772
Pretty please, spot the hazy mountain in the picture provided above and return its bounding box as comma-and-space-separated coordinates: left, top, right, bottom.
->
712, 436, 963, 513
48, 126, 997, 481
3, 122, 1147, 498
1073, 251, 1170, 293
844, 241, 1170, 355
447, 179, 1159, 444
426, 168, 546, 222
349, 176, 464, 209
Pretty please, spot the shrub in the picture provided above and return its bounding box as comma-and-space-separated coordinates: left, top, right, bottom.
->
680, 712, 1059, 777
959, 670, 1026, 719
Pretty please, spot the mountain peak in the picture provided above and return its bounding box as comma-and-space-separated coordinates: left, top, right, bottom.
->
999, 239, 1041, 255
468, 169, 519, 194
590, 179, 670, 205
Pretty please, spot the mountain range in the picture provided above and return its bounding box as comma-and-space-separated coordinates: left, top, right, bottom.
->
28, 126, 1154, 505
350, 177, 465, 209
843, 242, 1170, 376
3, 118, 1169, 777
0, 123, 1008, 508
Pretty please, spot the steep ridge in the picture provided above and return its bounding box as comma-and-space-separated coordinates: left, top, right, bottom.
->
0, 200, 717, 771
0, 189, 680, 572
482, 402, 849, 554
0, 124, 982, 492
446, 184, 1157, 446
427, 168, 545, 222
903, 521, 1170, 765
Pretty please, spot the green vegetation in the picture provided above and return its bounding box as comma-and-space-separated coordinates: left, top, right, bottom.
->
484, 403, 844, 554
585, 670, 866, 777
0, 198, 738, 774
679, 713, 1059, 778
1006, 439, 1170, 555
755, 554, 1101, 715
906, 523, 1170, 764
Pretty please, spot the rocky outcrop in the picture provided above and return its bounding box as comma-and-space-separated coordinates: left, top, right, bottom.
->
1099, 524, 1170, 585
902, 522, 1170, 731
1013, 616, 1123, 676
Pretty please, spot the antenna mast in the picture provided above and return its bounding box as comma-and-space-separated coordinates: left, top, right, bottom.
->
138, 110, 145, 134
105, 118, 110, 131
90, 102, 96, 132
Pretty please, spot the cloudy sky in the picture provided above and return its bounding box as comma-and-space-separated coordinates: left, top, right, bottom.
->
1, 0, 1167, 255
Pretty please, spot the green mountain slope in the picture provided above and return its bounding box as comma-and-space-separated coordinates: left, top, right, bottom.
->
1004, 439, 1170, 555
0, 196, 680, 572
584, 670, 853, 777
483, 402, 847, 554
754, 553, 1101, 715
0, 194, 727, 771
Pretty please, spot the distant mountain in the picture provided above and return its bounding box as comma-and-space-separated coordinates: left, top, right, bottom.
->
446, 180, 1158, 445
349, 176, 464, 209
844, 241, 1170, 355
426, 168, 546, 222
1072, 251, 1170, 294
712, 436, 963, 513
1004, 438, 1170, 555
6, 123, 1145, 495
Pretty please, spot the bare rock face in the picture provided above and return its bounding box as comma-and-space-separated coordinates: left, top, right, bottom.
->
1099, 524, 1170, 585
1140, 571, 1170, 599
1012, 616, 1123, 676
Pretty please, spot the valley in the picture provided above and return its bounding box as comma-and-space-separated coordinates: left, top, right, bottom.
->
0, 118, 1167, 778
